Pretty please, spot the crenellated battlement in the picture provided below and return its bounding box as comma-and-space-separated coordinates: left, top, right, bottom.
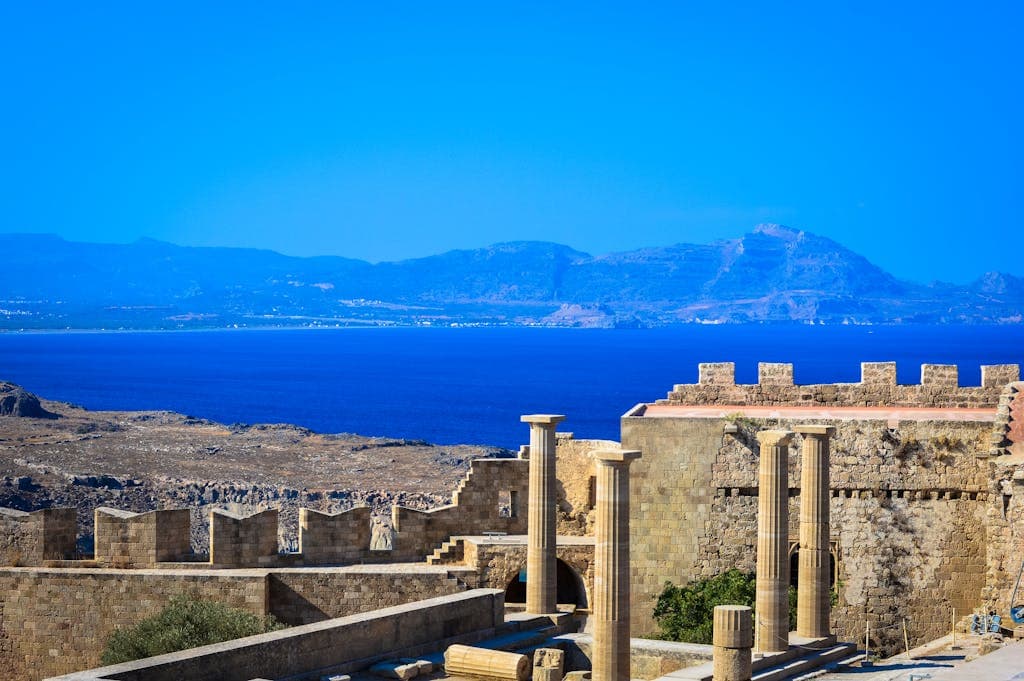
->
659, 362, 1020, 408
0, 507, 76, 566
0, 457, 528, 570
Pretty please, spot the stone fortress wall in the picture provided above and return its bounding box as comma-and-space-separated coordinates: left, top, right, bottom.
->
623, 360, 1023, 655
0, 456, 535, 680
3, 361, 1023, 678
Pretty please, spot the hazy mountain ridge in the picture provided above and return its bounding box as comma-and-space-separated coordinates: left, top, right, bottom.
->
1, 226, 1021, 328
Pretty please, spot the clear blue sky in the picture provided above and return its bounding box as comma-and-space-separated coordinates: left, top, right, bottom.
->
1, 2, 1020, 282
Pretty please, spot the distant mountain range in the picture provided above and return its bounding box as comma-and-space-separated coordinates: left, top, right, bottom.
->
2, 225, 1022, 329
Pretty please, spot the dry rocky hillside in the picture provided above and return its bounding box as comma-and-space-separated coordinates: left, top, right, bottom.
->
0, 381, 511, 554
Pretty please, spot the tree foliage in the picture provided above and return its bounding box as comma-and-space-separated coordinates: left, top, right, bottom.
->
652, 569, 797, 644
101, 595, 284, 665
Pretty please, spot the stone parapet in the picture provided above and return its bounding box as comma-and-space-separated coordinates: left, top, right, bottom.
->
94, 507, 192, 567
210, 508, 279, 567
299, 506, 373, 565
0, 507, 76, 566
661, 362, 1019, 408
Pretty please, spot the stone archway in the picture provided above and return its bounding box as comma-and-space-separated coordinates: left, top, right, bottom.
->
504, 558, 588, 608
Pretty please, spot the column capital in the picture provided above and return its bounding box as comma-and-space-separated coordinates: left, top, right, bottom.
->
592, 449, 642, 466
755, 429, 794, 448
521, 414, 566, 426
795, 424, 836, 437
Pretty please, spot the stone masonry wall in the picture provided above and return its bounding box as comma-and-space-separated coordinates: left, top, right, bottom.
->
698, 490, 987, 653
93, 508, 193, 567
391, 458, 528, 560
622, 411, 995, 653
298, 506, 375, 564
0, 568, 267, 680
0, 508, 76, 566
0, 565, 475, 681
660, 362, 1018, 408
210, 508, 279, 567
268, 568, 463, 625
552, 436, 619, 536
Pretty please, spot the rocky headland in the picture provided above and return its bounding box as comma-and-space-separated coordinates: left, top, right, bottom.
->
0, 382, 511, 554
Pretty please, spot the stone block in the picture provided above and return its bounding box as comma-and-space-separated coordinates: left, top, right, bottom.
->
758, 363, 794, 385
982, 364, 1020, 388
861, 362, 897, 385
700, 363, 736, 386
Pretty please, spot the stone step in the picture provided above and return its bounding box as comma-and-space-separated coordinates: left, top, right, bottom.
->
753, 643, 858, 681
787, 651, 866, 679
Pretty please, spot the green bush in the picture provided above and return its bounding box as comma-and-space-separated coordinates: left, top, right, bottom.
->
101, 595, 285, 665
652, 569, 797, 644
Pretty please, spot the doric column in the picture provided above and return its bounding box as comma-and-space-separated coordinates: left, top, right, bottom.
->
713, 605, 753, 681
521, 413, 566, 614
755, 430, 794, 653
795, 425, 835, 639
592, 448, 641, 681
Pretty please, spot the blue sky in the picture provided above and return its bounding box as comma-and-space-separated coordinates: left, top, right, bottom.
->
1, 2, 1020, 282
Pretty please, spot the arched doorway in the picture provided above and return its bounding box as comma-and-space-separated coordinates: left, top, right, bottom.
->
504, 559, 588, 608
788, 545, 838, 589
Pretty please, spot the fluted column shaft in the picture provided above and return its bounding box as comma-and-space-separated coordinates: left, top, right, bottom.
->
796, 425, 835, 639
592, 449, 641, 681
521, 414, 565, 614
713, 605, 753, 681
755, 430, 793, 653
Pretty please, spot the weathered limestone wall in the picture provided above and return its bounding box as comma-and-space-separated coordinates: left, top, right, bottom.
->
46, 589, 506, 681
623, 410, 995, 653
0, 507, 76, 566
661, 362, 1018, 408
209, 508, 279, 567
298, 506, 374, 564
392, 458, 528, 560
93, 508, 192, 567
981, 382, 1024, 612
553, 436, 619, 536
0, 565, 475, 681
0, 568, 267, 680
267, 567, 464, 625
620, 415, 723, 634
460, 539, 595, 608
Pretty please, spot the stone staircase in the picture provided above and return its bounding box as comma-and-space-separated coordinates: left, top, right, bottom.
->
659, 641, 860, 681
427, 537, 466, 565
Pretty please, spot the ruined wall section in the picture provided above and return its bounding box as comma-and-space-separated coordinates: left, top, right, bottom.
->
699, 418, 992, 653
553, 436, 618, 536
660, 362, 1019, 408
0, 507, 76, 566
391, 458, 528, 561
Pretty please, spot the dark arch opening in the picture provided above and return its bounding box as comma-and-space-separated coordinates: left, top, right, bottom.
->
789, 548, 837, 589
504, 559, 587, 607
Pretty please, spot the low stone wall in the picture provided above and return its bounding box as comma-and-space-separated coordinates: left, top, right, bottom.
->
0, 568, 267, 680
46, 589, 505, 681
660, 362, 1019, 408
94, 508, 192, 567
0, 507, 76, 566
267, 567, 464, 625
0, 565, 472, 681
210, 509, 279, 567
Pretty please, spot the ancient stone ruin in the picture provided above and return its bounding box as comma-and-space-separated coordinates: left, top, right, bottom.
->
1, 362, 1022, 681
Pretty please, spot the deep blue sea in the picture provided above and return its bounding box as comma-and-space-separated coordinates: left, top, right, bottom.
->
0, 326, 1021, 449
